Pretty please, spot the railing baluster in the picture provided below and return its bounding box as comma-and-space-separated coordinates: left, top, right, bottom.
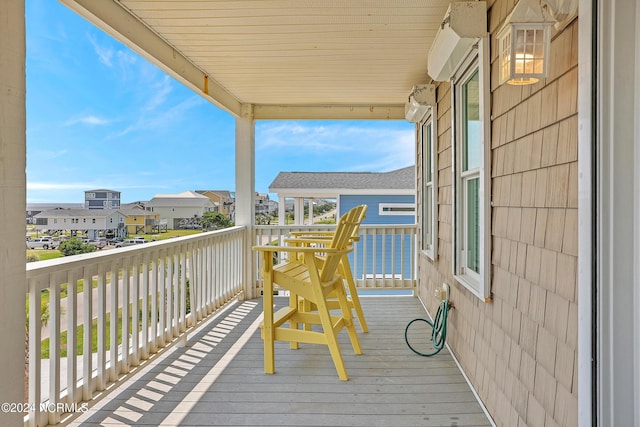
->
362, 230, 369, 288
66, 270, 79, 404
179, 249, 187, 332
131, 257, 140, 366
109, 263, 119, 382
28, 278, 42, 427
141, 254, 150, 358
121, 258, 130, 373
168, 248, 177, 338
205, 241, 212, 313
390, 229, 396, 287
96, 264, 107, 391
158, 250, 166, 348
82, 269, 93, 401
48, 273, 61, 426
150, 251, 159, 352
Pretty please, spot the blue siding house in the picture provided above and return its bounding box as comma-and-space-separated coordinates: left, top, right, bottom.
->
269, 166, 415, 283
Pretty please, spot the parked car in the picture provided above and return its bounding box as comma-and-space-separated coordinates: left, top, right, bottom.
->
115, 237, 147, 248
108, 237, 123, 245
87, 238, 107, 249
26, 237, 59, 250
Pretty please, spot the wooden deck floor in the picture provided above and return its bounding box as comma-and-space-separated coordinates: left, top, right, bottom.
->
63, 296, 492, 427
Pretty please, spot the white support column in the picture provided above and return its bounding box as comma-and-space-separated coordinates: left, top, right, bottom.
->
278, 196, 285, 225
587, 0, 640, 425
0, 1, 27, 425
235, 104, 256, 298
294, 197, 305, 225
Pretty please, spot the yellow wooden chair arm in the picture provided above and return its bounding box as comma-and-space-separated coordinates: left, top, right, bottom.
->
252, 244, 349, 255
289, 231, 335, 237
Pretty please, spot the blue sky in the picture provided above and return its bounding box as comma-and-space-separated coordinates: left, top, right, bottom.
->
25, 0, 415, 204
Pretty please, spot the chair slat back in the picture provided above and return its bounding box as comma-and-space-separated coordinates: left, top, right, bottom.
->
318, 205, 366, 282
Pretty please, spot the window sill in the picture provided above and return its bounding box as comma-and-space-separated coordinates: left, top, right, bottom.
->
453, 274, 491, 302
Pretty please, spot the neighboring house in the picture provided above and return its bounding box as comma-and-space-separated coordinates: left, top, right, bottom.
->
33, 208, 126, 239
85, 189, 121, 210
145, 191, 215, 229
269, 166, 415, 225
269, 166, 415, 280
26, 203, 84, 224
255, 192, 272, 216
119, 207, 162, 235
120, 201, 147, 211
195, 190, 235, 217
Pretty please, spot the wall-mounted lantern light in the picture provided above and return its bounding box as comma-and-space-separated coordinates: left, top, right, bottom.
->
497, 0, 554, 85
405, 84, 436, 123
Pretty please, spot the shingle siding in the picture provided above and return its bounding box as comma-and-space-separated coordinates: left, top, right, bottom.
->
416, 6, 578, 426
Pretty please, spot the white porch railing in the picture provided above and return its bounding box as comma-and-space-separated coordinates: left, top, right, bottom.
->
254, 224, 417, 291
25, 227, 245, 427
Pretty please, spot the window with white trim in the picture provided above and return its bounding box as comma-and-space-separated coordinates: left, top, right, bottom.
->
378, 203, 416, 216
421, 110, 437, 259
452, 40, 491, 300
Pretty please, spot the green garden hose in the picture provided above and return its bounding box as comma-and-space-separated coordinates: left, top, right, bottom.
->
404, 299, 450, 357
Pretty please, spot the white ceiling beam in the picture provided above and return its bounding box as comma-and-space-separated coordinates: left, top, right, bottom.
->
253, 104, 405, 120
60, 0, 242, 117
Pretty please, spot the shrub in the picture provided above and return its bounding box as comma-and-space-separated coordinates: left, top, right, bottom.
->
58, 237, 96, 256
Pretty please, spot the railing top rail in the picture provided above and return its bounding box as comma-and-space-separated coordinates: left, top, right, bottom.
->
358, 223, 418, 230
254, 223, 418, 230
26, 225, 246, 280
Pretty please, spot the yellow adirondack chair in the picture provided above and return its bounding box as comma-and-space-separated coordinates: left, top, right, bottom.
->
288, 204, 368, 333
253, 205, 365, 381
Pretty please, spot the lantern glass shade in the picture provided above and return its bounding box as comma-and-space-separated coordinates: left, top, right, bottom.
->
497, 1, 553, 85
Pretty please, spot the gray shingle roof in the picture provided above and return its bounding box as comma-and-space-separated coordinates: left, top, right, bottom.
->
146, 191, 213, 207
269, 166, 414, 191
34, 209, 122, 218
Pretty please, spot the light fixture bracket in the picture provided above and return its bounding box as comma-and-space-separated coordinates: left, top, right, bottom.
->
405, 85, 435, 123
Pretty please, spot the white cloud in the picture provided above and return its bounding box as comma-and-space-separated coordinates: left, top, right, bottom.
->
144, 75, 173, 111
88, 34, 113, 67
35, 149, 68, 160
257, 122, 352, 152
28, 181, 169, 191
112, 95, 203, 138
28, 182, 92, 191
65, 115, 111, 126
88, 34, 138, 79
257, 122, 416, 171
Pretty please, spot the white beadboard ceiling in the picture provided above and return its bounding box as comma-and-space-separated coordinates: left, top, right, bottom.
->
60, 0, 453, 119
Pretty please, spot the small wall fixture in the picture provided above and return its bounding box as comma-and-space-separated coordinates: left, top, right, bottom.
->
405, 84, 436, 123
497, 0, 554, 85
427, 1, 487, 82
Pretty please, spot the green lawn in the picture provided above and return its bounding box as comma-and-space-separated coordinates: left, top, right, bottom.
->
40, 308, 128, 359
26, 249, 63, 262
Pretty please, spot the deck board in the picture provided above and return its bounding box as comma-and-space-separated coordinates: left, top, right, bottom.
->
64, 296, 491, 427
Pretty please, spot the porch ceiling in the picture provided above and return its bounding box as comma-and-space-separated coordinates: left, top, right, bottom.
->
59, 0, 451, 119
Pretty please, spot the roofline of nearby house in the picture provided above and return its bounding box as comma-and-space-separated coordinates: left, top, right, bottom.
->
271, 188, 415, 198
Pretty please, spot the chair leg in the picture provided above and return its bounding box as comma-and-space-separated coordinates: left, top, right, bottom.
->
262, 272, 275, 375
314, 292, 349, 381
340, 256, 368, 333
288, 291, 300, 350
333, 280, 362, 355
